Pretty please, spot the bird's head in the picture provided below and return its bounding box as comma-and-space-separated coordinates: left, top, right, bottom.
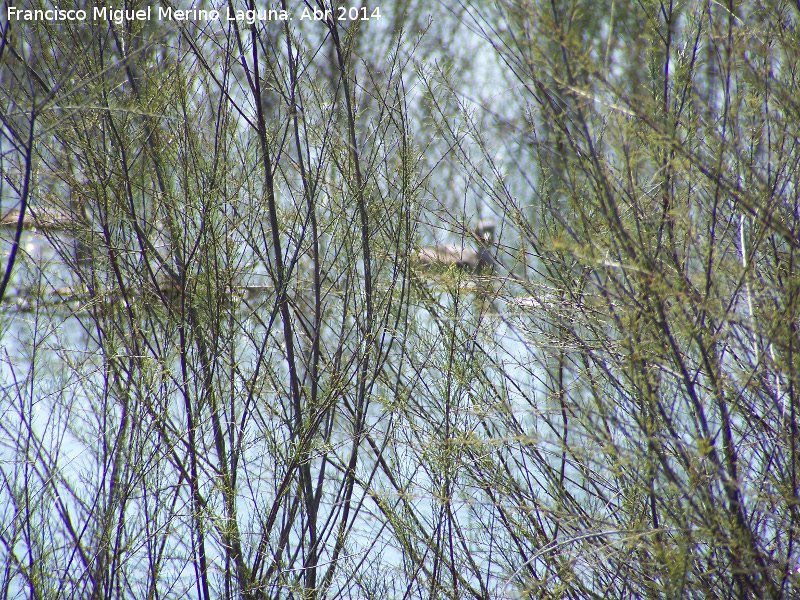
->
474, 219, 497, 242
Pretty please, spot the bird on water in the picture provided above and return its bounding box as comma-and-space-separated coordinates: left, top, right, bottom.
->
417, 220, 498, 273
